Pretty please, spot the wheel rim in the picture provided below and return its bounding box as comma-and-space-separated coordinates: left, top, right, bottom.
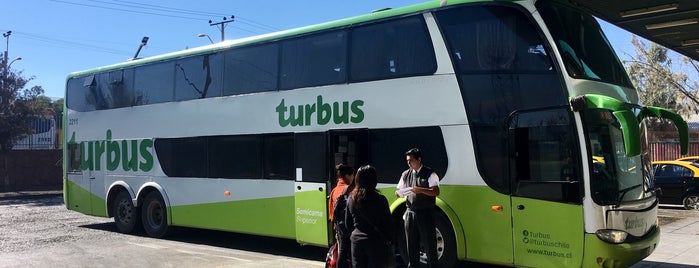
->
145, 200, 164, 229
419, 227, 445, 264
685, 196, 699, 210
116, 198, 134, 224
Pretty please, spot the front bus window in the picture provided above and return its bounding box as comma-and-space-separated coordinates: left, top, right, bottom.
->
583, 109, 654, 206
536, 0, 632, 88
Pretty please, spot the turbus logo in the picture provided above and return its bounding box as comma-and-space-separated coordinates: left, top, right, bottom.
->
276, 95, 364, 127
625, 217, 647, 231
69, 130, 154, 172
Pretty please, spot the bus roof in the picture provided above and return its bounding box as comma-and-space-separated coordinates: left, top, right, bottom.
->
67, 0, 516, 78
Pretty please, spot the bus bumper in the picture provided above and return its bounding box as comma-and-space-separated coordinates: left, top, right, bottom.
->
582, 226, 659, 268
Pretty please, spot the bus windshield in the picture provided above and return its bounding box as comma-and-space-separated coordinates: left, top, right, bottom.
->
537, 0, 633, 88
584, 109, 654, 205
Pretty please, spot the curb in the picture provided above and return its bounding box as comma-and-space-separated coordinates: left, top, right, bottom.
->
0, 191, 63, 200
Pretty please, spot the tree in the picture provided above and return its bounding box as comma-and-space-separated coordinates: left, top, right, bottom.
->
51, 98, 64, 115
28, 95, 63, 117
625, 36, 699, 141
0, 65, 46, 152
626, 36, 699, 115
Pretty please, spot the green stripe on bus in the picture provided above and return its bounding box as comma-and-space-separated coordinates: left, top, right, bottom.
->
171, 196, 296, 240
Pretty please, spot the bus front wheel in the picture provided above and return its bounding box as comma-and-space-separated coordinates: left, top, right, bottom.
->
113, 191, 140, 234
141, 191, 170, 238
434, 212, 457, 267
397, 211, 457, 267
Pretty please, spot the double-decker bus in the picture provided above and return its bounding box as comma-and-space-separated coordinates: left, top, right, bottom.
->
63, 0, 689, 267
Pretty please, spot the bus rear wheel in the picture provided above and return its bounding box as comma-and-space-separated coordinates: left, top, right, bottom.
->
113, 191, 140, 234
141, 191, 170, 238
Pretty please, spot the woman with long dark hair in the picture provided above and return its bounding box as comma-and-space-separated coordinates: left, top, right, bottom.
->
347, 165, 395, 268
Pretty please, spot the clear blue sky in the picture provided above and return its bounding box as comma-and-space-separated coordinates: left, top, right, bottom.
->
2, 0, 650, 99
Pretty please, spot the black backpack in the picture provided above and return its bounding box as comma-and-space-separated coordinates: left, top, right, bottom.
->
332, 186, 351, 238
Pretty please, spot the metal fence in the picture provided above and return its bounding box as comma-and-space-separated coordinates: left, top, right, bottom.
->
12, 117, 60, 150
649, 142, 699, 161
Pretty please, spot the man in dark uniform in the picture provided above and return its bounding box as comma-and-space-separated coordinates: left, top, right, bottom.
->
395, 148, 440, 268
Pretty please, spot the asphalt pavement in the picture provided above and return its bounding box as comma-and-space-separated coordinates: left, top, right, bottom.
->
2, 190, 698, 267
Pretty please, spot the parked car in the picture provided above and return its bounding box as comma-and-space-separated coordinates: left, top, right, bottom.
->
676, 156, 699, 165
652, 160, 699, 210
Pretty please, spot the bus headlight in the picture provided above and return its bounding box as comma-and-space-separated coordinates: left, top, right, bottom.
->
595, 229, 628, 244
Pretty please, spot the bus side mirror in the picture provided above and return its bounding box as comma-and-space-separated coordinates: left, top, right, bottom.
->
611, 110, 640, 157
638, 106, 689, 155
570, 94, 640, 157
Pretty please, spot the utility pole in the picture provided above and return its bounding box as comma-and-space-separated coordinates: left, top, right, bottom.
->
3, 31, 11, 78
2, 30, 11, 107
208, 16, 234, 42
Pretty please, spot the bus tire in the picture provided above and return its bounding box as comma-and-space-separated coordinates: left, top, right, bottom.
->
113, 191, 140, 234
396, 210, 457, 267
141, 191, 170, 238
435, 211, 457, 268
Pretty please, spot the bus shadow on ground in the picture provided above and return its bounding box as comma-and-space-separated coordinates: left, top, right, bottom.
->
78, 222, 507, 267
168, 227, 328, 261
79, 218, 683, 268
79, 224, 328, 261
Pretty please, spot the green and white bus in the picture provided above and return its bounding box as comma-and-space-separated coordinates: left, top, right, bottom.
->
63, 0, 689, 267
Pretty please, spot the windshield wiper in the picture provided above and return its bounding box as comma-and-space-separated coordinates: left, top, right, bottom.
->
615, 184, 642, 207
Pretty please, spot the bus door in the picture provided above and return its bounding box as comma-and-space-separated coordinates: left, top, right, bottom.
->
65, 134, 93, 215
327, 129, 368, 227
292, 130, 369, 246
328, 129, 368, 178
508, 108, 584, 267
294, 132, 331, 246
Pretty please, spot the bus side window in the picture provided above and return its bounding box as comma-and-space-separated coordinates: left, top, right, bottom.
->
280, 30, 347, 90
509, 108, 581, 203
67, 142, 81, 173
349, 15, 436, 82
134, 61, 175, 105
263, 134, 294, 180
108, 69, 135, 108
175, 53, 223, 100
224, 44, 278, 96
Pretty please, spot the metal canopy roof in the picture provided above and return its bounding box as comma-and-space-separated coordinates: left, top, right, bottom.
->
570, 0, 699, 61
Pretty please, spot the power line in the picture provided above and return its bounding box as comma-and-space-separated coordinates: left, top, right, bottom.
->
51, 0, 281, 33
20, 37, 130, 56
111, 0, 281, 31
9, 30, 134, 56
112, 0, 229, 17
16, 1, 287, 57
235, 18, 280, 32
51, 0, 205, 21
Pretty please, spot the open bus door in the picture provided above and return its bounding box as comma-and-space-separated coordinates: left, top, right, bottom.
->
508, 108, 584, 267
293, 130, 368, 246
294, 132, 330, 246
